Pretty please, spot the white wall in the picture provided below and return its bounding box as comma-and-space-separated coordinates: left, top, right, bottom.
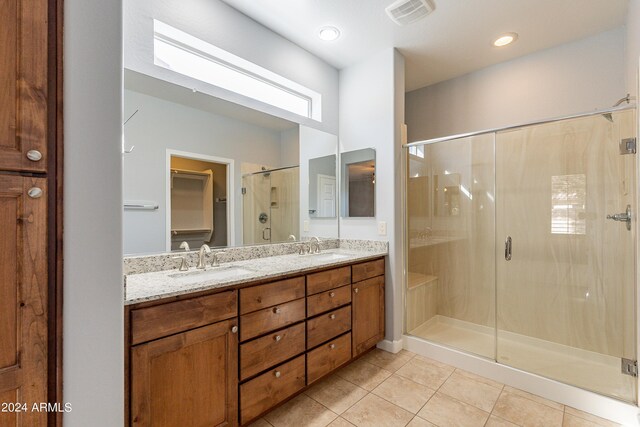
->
628, 0, 640, 96
299, 125, 339, 239
406, 28, 627, 141
124, 0, 339, 135
123, 89, 295, 255
339, 48, 405, 343
64, 0, 123, 425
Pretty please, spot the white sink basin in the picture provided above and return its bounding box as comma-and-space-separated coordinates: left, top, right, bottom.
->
169, 266, 254, 282
308, 252, 351, 261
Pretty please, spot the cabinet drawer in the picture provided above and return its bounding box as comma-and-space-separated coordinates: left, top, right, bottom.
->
352, 258, 385, 283
307, 266, 351, 295
240, 298, 305, 342
307, 284, 351, 317
240, 276, 305, 315
240, 323, 305, 381
307, 333, 352, 384
307, 306, 351, 349
131, 290, 237, 345
240, 355, 306, 425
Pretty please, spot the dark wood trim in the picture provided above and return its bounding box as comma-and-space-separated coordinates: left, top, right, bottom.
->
47, 0, 64, 425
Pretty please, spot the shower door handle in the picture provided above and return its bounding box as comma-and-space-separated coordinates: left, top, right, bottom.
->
606, 205, 632, 231
504, 236, 512, 261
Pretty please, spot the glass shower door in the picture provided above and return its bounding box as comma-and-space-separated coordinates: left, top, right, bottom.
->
495, 109, 637, 402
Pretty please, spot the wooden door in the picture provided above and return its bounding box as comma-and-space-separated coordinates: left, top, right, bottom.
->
131, 320, 238, 427
0, 0, 49, 172
0, 175, 48, 426
352, 275, 385, 356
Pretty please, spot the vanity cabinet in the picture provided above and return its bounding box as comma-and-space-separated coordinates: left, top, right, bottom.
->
125, 256, 385, 427
352, 259, 386, 356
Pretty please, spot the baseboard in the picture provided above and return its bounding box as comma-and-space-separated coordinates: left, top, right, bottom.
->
377, 338, 403, 353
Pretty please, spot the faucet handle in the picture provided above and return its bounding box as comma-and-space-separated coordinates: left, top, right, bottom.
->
211, 251, 226, 267
172, 256, 189, 271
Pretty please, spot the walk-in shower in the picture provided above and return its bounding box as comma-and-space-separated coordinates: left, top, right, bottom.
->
404, 107, 638, 403
242, 166, 300, 245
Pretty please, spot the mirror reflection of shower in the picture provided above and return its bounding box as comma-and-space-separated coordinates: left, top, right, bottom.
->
242, 165, 300, 245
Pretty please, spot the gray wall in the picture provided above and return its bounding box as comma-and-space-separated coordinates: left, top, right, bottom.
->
406, 28, 627, 142
124, 0, 339, 135
339, 48, 405, 346
124, 89, 294, 254
64, 0, 123, 425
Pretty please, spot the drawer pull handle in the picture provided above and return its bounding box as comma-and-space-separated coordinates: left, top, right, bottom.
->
28, 187, 43, 199
354, 288, 359, 294
27, 150, 42, 162
330, 314, 336, 320
231, 326, 238, 334
329, 292, 335, 298
274, 335, 282, 342
329, 344, 336, 349
273, 307, 281, 314
274, 371, 281, 378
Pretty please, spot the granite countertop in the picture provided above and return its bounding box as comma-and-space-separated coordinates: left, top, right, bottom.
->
124, 248, 387, 305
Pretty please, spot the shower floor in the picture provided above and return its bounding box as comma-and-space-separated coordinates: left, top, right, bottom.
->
410, 315, 635, 402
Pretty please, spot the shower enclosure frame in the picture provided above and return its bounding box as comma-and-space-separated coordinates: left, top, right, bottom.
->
401, 104, 640, 424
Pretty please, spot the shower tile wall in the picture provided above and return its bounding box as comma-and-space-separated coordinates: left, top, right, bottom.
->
496, 110, 636, 359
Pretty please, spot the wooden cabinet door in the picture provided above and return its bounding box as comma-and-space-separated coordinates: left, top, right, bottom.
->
131, 320, 239, 427
0, 175, 48, 426
0, 0, 48, 172
352, 275, 385, 357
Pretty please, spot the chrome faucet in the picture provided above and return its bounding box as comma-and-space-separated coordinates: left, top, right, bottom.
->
211, 251, 226, 268
197, 244, 211, 270
172, 241, 191, 271
309, 236, 321, 254
288, 234, 297, 241
179, 241, 190, 251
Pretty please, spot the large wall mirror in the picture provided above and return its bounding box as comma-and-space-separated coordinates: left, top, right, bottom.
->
122, 71, 338, 255
340, 148, 376, 218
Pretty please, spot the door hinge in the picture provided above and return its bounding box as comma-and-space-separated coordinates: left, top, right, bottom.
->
620, 137, 636, 155
241, 187, 246, 195
622, 358, 637, 377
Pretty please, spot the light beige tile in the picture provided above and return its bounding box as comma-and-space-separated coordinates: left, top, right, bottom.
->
406, 416, 437, 427
438, 371, 502, 412
454, 368, 504, 389
502, 386, 564, 411
395, 356, 454, 389
335, 359, 392, 391
247, 418, 273, 427
328, 417, 356, 427
264, 394, 338, 427
564, 407, 620, 427
306, 375, 368, 414
342, 394, 414, 427
486, 415, 520, 427
417, 393, 489, 427
361, 349, 415, 372
492, 391, 563, 427
371, 374, 435, 414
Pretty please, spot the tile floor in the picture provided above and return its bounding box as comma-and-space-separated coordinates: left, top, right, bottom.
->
249, 349, 622, 427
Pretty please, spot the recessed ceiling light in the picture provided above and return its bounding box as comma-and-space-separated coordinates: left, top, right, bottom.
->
318, 26, 341, 41
493, 32, 518, 47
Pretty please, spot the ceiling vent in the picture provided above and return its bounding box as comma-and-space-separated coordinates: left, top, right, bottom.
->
385, 0, 435, 26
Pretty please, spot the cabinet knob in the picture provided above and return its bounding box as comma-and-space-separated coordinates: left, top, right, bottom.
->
329, 292, 335, 298
27, 187, 43, 199
354, 288, 359, 294
274, 335, 282, 342
231, 326, 238, 334
329, 314, 336, 320
26, 150, 42, 162
329, 344, 335, 350
273, 307, 281, 314
274, 371, 281, 378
